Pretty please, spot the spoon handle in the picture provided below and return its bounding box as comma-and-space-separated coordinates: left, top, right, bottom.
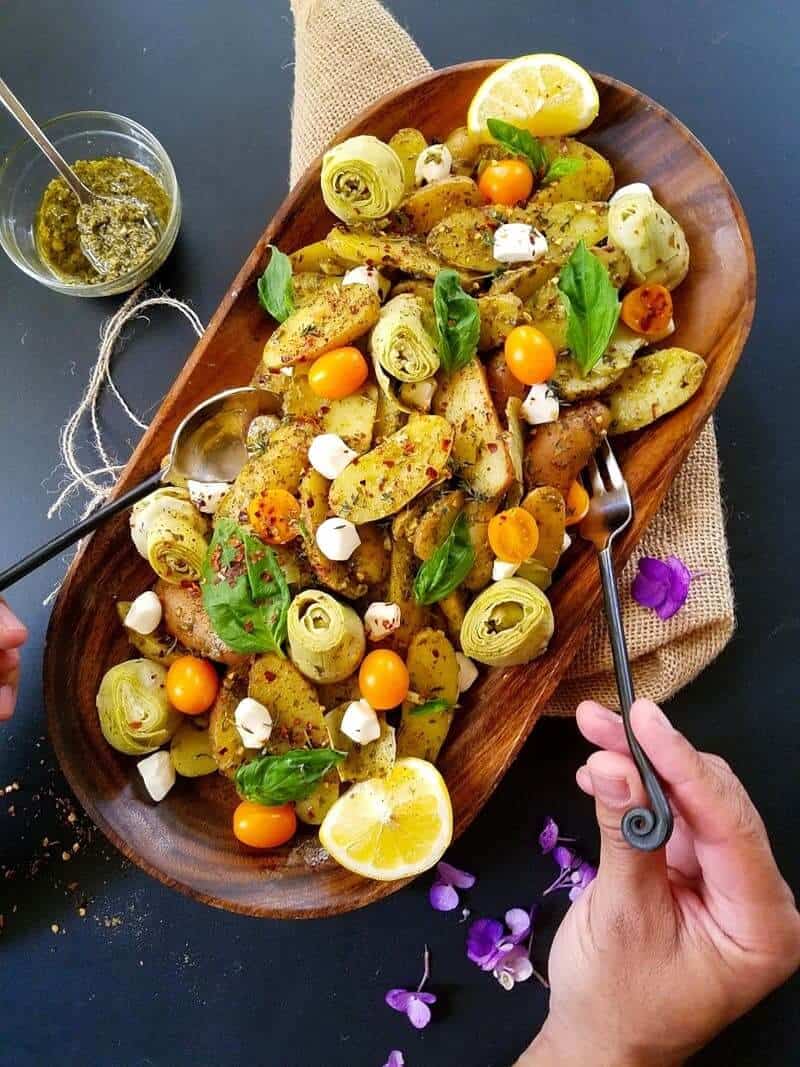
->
0, 470, 163, 594
0, 76, 92, 204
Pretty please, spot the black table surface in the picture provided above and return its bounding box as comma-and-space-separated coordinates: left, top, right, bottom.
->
1, 2, 798, 1064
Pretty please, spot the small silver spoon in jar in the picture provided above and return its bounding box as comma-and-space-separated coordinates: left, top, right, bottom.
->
0, 75, 159, 276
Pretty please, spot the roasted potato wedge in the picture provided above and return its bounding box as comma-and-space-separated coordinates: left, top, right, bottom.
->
325, 226, 447, 280
537, 201, 609, 258
290, 239, 347, 274
399, 176, 482, 234
608, 348, 706, 434
249, 652, 327, 750
412, 489, 465, 560
387, 536, 429, 651
325, 704, 396, 782
433, 359, 514, 501
532, 138, 615, 207
397, 628, 460, 762
462, 498, 499, 591
216, 418, 317, 522
553, 325, 647, 401
291, 271, 341, 308
438, 590, 466, 645
350, 522, 391, 588
170, 720, 218, 778
157, 580, 247, 667
504, 397, 525, 507
485, 350, 527, 416
478, 293, 524, 351
488, 259, 560, 302
284, 378, 377, 453
295, 777, 340, 826
317, 674, 362, 711
329, 414, 453, 523
426, 207, 499, 272
523, 400, 611, 495
257, 283, 380, 373
299, 468, 367, 599
389, 127, 427, 191
527, 278, 568, 352
521, 486, 566, 570
208, 668, 249, 778
444, 125, 482, 175
592, 244, 631, 289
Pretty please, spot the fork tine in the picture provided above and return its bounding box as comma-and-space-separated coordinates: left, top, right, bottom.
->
599, 438, 625, 490
585, 455, 606, 496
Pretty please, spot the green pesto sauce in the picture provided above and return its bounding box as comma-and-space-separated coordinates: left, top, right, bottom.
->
34, 157, 171, 284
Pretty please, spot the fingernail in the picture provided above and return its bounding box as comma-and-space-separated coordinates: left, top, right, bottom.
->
575, 765, 592, 792
589, 770, 631, 806
0, 602, 16, 630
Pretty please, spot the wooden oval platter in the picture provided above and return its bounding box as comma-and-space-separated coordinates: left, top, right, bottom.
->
44, 61, 755, 918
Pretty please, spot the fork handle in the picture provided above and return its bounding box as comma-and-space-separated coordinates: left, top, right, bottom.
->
597, 547, 674, 852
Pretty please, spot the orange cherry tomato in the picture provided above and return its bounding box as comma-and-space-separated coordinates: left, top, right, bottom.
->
247, 487, 300, 545
564, 480, 590, 527
233, 801, 297, 849
359, 649, 410, 710
308, 346, 369, 399
504, 326, 556, 385
166, 655, 219, 715
620, 284, 673, 337
478, 159, 534, 206
488, 507, 540, 564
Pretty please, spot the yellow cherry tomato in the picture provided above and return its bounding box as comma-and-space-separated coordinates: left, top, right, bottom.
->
478, 159, 534, 206
247, 488, 300, 545
564, 480, 590, 526
308, 346, 369, 399
233, 801, 297, 849
487, 506, 540, 564
166, 655, 219, 715
358, 649, 410, 710
620, 284, 673, 337
504, 326, 556, 385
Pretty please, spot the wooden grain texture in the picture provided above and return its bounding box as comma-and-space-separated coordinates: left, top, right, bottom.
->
44, 62, 755, 918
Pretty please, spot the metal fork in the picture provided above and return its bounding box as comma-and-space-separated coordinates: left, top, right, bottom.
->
579, 438, 674, 852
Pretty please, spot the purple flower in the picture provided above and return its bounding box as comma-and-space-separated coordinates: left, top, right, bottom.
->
429, 860, 476, 911
538, 816, 576, 854
385, 946, 436, 1029
543, 844, 596, 901
632, 555, 692, 620
383, 1053, 404, 1067
466, 908, 534, 989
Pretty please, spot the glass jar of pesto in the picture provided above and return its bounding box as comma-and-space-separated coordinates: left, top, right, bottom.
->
0, 111, 181, 297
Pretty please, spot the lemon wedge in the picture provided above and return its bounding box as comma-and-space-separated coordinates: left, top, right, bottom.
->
468, 54, 599, 140
319, 757, 453, 881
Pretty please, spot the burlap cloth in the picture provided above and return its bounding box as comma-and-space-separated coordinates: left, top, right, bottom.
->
289, 0, 735, 716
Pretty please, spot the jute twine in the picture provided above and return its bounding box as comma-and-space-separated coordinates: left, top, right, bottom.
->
288, 0, 734, 715
51, 0, 735, 711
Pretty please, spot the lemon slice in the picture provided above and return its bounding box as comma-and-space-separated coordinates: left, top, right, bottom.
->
319, 757, 453, 881
468, 54, 599, 139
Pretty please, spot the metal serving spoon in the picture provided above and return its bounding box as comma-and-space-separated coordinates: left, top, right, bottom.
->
0, 387, 281, 593
0, 76, 158, 275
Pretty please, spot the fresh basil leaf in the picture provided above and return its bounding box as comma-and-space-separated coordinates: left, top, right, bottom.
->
201, 518, 290, 654
557, 241, 621, 376
257, 244, 295, 323
410, 698, 453, 716
486, 117, 548, 176
235, 748, 346, 806
413, 512, 475, 606
542, 157, 584, 185
433, 269, 480, 374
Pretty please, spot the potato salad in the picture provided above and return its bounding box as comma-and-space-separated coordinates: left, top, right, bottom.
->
96, 54, 705, 882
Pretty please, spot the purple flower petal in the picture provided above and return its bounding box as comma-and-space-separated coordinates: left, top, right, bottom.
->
436, 860, 476, 890
632, 555, 691, 619
568, 861, 597, 901
383, 1053, 404, 1067
414, 991, 436, 1005
385, 989, 413, 1013
538, 816, 559, 853
429, 881, 459, 912
406, 994, 433, 1029
552, 844, 576, 871
466, 917, 504, 969
504, 908, 531, 943
502, 945, 534, 982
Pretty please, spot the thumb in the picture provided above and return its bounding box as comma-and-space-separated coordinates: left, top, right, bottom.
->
581, 749, 669, 908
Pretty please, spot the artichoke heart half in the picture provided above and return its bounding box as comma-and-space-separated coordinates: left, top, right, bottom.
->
460, 577, 554, 667
321, 135, 405, 224
608, 190, 689, 291
130, 486, 209, 586
96, 658, 182, 756
287, 590, 366, 684
370, 294, 440, 411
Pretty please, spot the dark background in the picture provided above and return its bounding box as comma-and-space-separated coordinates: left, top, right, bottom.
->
1, 1, 798, 1064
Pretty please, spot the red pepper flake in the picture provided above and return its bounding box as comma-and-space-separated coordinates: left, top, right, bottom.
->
383, 460, 395, 468
426, 466, 438, 480
487, 442, 498, 453
441, 439, 451, 450
264, 671, 277, 683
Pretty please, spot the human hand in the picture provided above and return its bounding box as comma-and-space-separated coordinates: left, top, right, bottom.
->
519, 699, 800, 1067
0, 598, 28, 721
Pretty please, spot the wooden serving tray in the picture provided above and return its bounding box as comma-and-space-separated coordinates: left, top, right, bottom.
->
45, 62, 755, 918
